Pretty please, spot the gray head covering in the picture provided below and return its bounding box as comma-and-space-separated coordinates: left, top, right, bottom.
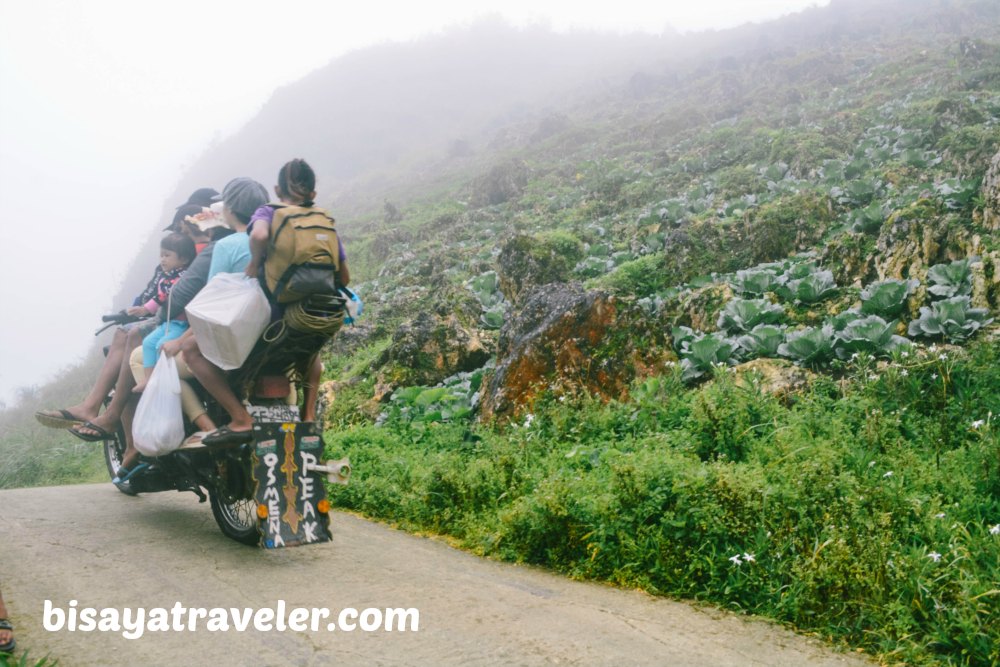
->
214, 177, 268, 218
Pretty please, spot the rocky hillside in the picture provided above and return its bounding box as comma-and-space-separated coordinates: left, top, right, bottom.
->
326, 0, 1000, 423
5, 1, 1000, 662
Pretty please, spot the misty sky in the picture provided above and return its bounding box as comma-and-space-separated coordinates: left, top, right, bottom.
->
0, 0, 828, 406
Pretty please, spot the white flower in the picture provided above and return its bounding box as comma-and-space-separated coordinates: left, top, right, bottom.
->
972, 419, 985, 429
868, 461, 876, 468
850, 352, 859, 361
929, 343, 938, 352
868, 373, 878, 381
927, 551, 942, 562
900, 369, 909, 377
901, 351, 909, 358
990, 524, 1000, 536
938, 353, 948, 361
523, 413, 535, 427
729, 554, 742, 566
883, 471, 893, 478
931, 373, 938, 380
742, 552, 756, 563
934, 513, 945, 519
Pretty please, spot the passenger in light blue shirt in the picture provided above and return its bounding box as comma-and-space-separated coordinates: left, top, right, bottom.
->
207, 228, 251, 279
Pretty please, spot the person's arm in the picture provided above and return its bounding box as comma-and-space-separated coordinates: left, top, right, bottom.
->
164, 244, 214, 321
160, 327, 194, 358
337, 236, 350, 286
245, 222, 270, 279
338, 258, 350, 287
244, 206, 273, 279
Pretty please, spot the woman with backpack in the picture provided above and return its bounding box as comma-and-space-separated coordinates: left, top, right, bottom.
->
183, 159, 349, 445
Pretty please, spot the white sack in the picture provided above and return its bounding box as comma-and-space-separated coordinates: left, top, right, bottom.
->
132, 353, 186, 456
185, 273, 271, 370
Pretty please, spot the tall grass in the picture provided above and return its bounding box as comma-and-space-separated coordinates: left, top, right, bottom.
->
326, 339, 1000, 665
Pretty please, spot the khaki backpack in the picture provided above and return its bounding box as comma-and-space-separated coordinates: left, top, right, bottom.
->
264, 204, 341, 303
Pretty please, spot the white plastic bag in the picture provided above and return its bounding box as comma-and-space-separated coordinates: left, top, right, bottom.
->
132, 353, 185, 456
185, 273, 271, 370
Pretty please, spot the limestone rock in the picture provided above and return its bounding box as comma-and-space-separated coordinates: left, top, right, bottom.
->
663, 283, 735, 333
496, 233, 584, 305
375, 312, 492, 392
731, 358, 816, 401
982, 149, 1000, 231
479, 283, 670, 421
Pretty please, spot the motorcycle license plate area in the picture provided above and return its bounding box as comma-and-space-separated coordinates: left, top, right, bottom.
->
251, 422, 333, 549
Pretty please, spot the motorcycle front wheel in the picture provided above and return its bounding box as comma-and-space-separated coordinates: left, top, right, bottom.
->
209, 490, 260, 546
102, 425, 129, 488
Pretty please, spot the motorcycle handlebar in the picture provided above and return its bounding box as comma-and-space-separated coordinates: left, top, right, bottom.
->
101, 311, 140, 324
95, 311, 143, 336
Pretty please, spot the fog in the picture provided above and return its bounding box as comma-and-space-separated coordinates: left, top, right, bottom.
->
0, 0, 828, 406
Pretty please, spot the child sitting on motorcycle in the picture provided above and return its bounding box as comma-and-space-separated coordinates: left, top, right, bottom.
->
132, 232, 197, 394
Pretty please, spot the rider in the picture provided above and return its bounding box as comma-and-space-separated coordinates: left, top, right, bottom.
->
34, 191, 217, 435
113, 201, 250, 484
159, 177, 271, 445
131, 232, 197, 394
186, 160, 349, 446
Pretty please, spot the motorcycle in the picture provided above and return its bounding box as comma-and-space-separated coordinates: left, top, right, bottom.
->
95, 309, 351, 548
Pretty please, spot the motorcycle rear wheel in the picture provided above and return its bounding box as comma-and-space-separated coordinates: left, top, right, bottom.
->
209, 491, 260, 546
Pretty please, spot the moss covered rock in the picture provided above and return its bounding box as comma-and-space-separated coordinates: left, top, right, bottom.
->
479, 282, 670, 421
497, 232, 584, 304
375, 312, 492, 395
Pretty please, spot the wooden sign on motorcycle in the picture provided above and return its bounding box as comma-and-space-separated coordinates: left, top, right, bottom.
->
251, 421, 335, 549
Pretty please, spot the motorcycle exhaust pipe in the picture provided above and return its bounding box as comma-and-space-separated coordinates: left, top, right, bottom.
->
305, 457, 351, 485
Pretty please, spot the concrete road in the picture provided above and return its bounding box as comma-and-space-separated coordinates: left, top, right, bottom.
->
0, 484, 873, 667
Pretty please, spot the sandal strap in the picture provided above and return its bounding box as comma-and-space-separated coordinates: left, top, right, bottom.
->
0, 618, 12, 630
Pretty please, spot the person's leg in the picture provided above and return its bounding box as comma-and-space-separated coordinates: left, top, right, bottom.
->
133, 324, 167, 393
71, 328, 144, 439
182, 335, 254, 437
301, 353, 323, 422
39, 327, 128, 424
118, 347, 146, 471
0, 586, 13, 652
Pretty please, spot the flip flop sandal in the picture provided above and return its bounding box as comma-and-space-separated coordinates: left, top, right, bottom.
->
35, 408, 86, 429
201, 425, 254, 446
0, 618, 15, 654
69, 421, 115, 443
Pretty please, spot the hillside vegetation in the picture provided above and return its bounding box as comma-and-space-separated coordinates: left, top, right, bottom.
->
4, 0, 1000, 664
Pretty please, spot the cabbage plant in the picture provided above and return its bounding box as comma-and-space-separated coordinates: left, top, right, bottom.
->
833, 315, 911, 360
860, 278, 919, 318
671, 325, 701, 355
926, 259, 973, 299
736, 324, 786, 360
467, 271, 509, 330
717, 298, 785, 334
779, 270, 838, 304
730, 269, 783, 296
907, 296, 993, 343
680, 333, 739, 382
778, 325, 836, 367
827, 309, 863, 332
